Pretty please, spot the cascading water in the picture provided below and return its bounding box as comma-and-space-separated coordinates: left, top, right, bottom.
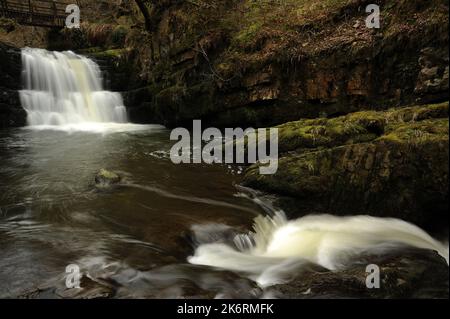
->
189, 210, 449, 287
19, 48, 127, 126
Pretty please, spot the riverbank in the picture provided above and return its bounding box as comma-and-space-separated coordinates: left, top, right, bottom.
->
244, 102, 449, 233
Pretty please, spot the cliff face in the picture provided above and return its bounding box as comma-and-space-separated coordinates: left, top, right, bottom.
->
0, 43, 25, 128
119, 0, 449, 127
2, 0, 447, 128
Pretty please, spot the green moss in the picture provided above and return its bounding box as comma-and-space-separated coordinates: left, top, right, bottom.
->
232, 21, 264, 47
379, 118, 449, 145
274, 102, 448, 153
89, 49, 127, 59
385, 102, 449, 122
243, 102, 449, 226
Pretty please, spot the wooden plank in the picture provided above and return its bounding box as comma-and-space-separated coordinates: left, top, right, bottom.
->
1, 0, 78, 28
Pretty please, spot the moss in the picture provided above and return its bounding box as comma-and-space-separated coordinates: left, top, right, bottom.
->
233, 103, 448, 156
95, 169, 121, 187
0, 17, 16, 33
385, 102, 449, 122
274, 102, 448, 153
89, 49, 127, 59
243, 102, 449, 229
379, 118, 449, 145
232, 21, 264, 48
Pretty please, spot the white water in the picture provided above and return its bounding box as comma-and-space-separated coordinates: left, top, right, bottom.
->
19, 48, 128, 127
189, 211, 449, 287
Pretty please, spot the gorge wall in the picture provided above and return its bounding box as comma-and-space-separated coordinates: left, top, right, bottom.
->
117, 0, 449, 128
1, 0, 448, 128
0, 43, 25, 128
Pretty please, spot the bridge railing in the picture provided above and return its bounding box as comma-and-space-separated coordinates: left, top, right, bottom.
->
0, 0, 79, 28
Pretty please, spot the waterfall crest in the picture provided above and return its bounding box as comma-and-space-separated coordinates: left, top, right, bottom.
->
19, 48, 127, 126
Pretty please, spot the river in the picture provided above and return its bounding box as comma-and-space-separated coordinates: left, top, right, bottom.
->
0, 48, 447, 299
0, 124, 269, 298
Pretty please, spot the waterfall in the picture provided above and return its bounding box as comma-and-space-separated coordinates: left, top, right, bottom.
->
19, 48, 127, 126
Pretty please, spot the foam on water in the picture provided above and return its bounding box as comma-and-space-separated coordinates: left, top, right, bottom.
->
189, 211, 449, 287
23, 123, 165, 134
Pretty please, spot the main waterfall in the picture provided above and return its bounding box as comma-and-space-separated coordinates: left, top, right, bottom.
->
19, 48, 127, 126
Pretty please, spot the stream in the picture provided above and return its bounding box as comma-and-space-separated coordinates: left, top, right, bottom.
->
0, 125, 267, 298
0, 48, 447, 299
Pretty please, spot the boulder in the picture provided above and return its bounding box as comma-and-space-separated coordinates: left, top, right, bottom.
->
94, 169, 121, 188
0, 42, 25, 128
267, 248, 449, 299
243, 103, 449, 232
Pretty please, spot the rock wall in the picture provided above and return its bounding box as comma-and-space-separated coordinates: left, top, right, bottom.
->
0, 43, 25, 128
3, 1, 448, 129
119, 0, 449, 128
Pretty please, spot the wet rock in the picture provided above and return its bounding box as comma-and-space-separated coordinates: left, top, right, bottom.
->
56, 276, 116, 299
0, 42, 25, 128
125, 264, 262, 299
94, 169, 121, 188
267, 248, 449, 299
243, 103, 449, 231
141, 279, 217, 299
17, 276, 116, 299
415, 47, 449, 103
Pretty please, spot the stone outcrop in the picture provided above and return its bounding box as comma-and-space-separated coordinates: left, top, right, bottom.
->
243, 102, 449, 232
0, 42, 25, 128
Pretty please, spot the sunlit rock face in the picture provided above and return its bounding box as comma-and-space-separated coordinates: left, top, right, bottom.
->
19, 48, 128, 126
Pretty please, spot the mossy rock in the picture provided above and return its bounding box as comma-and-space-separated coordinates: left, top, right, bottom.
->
243, 102, 449, 231
95, 169, 121, 188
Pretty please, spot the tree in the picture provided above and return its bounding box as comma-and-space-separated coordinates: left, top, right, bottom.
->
134, 0, 152, 31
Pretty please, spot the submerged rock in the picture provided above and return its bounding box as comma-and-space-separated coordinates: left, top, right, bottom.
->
243, 103, 449, 232
267, 248, 449, 299
94, 169, 121, 188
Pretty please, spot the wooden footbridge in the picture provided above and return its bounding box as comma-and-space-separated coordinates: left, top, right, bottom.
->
0, 0, 79, 28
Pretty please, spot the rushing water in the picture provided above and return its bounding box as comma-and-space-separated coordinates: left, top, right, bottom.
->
0, 49, 448, 298
1, 126, 448, 298
20, 48, 127, 126
190, 212, 449, 287
0, 127, 265, 298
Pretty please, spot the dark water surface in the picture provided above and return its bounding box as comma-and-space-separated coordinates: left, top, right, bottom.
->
0, 125, 264, 298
